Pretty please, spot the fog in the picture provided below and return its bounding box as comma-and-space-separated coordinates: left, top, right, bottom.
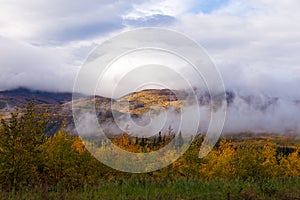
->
1, 0, 300, 134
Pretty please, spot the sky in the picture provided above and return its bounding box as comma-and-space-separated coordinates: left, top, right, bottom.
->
0, 0, 300, 100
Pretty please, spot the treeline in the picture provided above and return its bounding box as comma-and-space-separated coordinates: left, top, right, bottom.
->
0, 102, 299, 192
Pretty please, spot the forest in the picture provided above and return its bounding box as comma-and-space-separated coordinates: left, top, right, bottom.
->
0, 101, 299, 199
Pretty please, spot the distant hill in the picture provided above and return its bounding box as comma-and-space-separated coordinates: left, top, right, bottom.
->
1, 87, 299, 135
0, 87, 72, 108
0, 88, 187, 135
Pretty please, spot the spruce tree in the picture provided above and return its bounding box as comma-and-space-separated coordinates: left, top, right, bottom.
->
0, 100, 48, 189
158, 131, 162, 143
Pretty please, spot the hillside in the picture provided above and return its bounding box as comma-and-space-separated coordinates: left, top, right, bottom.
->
0, 87, 72, 108
0, 88, 187, 134
1, 87, 300, 136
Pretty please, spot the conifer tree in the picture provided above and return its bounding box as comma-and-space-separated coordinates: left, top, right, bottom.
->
0, 100, 48, 189
158, 131, 162, 143
175, 131, 184, 149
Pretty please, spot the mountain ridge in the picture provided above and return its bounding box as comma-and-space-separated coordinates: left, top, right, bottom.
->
1, 87, 300, 136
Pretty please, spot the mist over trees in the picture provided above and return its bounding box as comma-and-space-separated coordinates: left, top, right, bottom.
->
0, 101, 299, 195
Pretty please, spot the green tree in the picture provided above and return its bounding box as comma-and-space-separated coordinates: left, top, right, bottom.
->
0, 101, 48, 189
41, 128, 80, 188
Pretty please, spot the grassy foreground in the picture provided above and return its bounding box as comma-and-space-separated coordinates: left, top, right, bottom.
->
1, 177, 300, 200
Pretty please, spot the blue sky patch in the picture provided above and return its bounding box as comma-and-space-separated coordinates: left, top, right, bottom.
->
189, 0, 230, 14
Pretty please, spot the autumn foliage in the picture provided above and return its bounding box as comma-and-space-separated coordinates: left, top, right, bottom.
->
0, 102, 299, 192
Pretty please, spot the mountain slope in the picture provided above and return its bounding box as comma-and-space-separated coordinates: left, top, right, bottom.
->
0, 87, 72, 108
1, 87, 300, 135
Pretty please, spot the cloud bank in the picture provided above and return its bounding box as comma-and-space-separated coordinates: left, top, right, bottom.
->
0, 0, 300, 133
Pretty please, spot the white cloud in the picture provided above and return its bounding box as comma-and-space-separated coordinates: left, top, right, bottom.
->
172, 0, 300, 99
0, 0, 299, 102
0, 0, 300, 134
0, 0, 144, 92
0, 36, 77, 92
123, 0, 194, 19
0, 0, 140, 43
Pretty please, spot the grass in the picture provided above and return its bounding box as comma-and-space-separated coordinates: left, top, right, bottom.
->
1, 177, 300, 200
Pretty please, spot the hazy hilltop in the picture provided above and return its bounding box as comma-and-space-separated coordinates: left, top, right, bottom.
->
0, 87, 185, 110
0, 88, 188, 134
0, 87, 73, 108
1, 87, 300, 135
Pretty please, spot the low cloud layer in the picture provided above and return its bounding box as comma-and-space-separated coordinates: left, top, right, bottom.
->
0, 0, 299, 98
0, 0, 300, 133
0, 37, 76, 92
173, 0, 300, 100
